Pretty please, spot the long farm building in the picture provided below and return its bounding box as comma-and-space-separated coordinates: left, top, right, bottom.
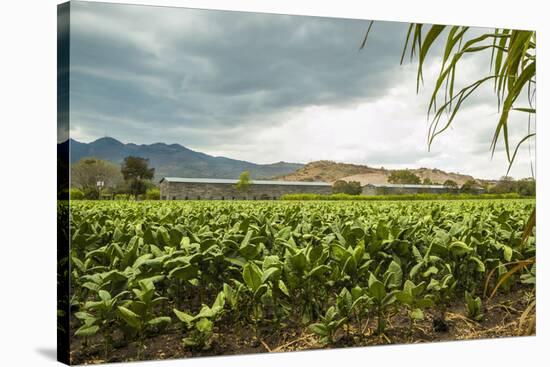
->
159, 177, 332, 200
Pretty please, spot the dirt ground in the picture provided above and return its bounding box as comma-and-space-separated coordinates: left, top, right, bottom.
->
69, 286, 535, 365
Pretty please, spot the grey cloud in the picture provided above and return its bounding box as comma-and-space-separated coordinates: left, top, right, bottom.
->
69, 1, 408, 146
67, 2, 534, 180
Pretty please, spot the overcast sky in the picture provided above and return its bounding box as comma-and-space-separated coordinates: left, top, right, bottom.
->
68, 1, 536, 180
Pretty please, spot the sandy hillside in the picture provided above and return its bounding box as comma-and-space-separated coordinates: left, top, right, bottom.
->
275, 161, 478, 185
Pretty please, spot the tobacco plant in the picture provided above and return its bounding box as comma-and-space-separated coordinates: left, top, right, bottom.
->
395, 280, 434, 332
465, 291, 484, 321
308, 306, 346, 345
173, 291, 225, 350
68, 199, 536, 361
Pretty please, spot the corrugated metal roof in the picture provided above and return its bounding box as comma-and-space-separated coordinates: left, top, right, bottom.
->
161, 177, 331, 186
364, 183, 450, 189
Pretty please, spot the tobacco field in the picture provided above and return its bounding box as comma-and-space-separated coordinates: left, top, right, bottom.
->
67, 199, 536, 363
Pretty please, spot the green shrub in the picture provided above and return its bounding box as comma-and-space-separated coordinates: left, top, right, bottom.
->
69, 188, 84, 200
146, 188, 160, 200
281, 192, 524, 201
83, 187, 99, 200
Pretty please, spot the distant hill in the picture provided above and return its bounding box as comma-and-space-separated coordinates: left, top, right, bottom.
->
65, 138, 484, 185
67, 137, 303, 180
275, 160, 478, 185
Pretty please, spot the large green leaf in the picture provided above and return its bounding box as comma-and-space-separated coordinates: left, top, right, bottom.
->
449, 241, 473, 256
369, 280, 386, 302
242, 262, 262, 291
147, 316, 171, 326
173, 308, 194, 325
168, 264, 198, 281
117, 306, 141, 329
75, 324, 99, 337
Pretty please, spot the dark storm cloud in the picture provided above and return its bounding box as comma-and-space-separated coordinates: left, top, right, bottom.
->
69, 1, 409, 145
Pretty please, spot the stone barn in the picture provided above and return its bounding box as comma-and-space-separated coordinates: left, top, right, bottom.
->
159, 177, 332, 200
361, 183, 459, 196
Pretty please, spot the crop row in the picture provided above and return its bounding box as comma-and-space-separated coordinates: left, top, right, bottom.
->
68, 200, 535, 358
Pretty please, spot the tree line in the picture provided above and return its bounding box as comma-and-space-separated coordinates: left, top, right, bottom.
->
70, 156, 158, 200
332, 170, 535, 196
69, 159, 535, 200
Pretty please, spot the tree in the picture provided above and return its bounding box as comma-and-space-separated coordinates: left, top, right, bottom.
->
489, 176, 517, 194
71, 157, 123, 199
332, 180, 347, 194
460, 180, 480, 194
388, 170, 421, 184
346, 181, 362, 195
121, 156, 155, 199
422, 177, 433, 185
332, 180, 362, 195
517, 178, 536, 196
235, 171, 251, 193
443, 179, 458, 188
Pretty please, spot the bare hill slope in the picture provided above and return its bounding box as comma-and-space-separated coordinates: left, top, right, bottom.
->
275, 161, 477, 185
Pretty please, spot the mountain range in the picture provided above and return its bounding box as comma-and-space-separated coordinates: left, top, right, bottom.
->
62, 137, 485, 185
65, 137, 303, 180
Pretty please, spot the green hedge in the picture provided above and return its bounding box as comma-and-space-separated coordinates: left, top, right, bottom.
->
114, 194, 132, 200
146, 188, 160, 200
281, 192, 528, 201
